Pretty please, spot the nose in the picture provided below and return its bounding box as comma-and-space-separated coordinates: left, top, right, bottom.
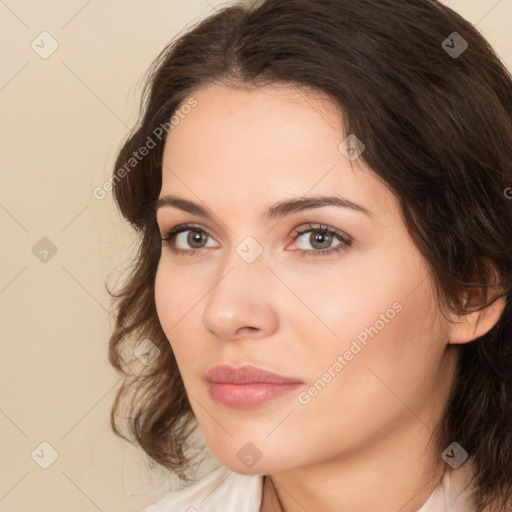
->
201, 257, 279, 341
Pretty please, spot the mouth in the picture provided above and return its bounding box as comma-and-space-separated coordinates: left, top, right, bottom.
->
205, 365, 303, 408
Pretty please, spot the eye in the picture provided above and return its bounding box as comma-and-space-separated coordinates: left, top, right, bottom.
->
289, 224, 352, 257
160, 222, 352, 258
161, 223, 219, 255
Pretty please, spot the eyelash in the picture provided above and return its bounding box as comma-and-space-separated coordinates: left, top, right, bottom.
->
161, 222, 352, 258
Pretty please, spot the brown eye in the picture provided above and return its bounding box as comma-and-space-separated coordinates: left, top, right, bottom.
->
161, 223, 219, 255
309, 230, 333, 250
291, 224, 352, 257
187, 230, 208, 248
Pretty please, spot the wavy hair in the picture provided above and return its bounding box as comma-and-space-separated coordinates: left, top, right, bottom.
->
107, 1, 512, 509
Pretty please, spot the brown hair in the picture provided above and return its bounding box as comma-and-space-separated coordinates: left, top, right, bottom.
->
107, 0, 512, 510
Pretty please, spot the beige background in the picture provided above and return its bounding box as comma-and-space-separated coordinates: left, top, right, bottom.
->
1, 1, 511, 511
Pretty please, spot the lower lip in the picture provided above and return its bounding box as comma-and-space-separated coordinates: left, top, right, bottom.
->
208, 382, 302, 408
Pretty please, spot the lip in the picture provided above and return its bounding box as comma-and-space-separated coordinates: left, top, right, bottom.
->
206, 365, 302, 384
206, 365, 303, 408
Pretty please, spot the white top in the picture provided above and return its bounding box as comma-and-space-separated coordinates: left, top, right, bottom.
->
142, 460, 477, 512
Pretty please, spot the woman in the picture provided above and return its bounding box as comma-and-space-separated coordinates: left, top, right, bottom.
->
107, 0, 512, 510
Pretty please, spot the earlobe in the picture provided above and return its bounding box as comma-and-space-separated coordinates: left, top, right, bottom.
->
448, 294, 507, 345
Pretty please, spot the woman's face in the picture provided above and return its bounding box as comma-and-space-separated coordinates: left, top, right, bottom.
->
154, 83, 457, 475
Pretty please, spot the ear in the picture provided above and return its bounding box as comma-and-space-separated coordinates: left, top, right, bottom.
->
448, 292, 507, 344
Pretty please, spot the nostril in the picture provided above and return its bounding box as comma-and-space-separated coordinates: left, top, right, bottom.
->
237, 326, 260, 337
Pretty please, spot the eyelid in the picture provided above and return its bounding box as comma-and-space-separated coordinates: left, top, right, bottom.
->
160, 221, 353, 256
160, 222, 217, 243
286, 223, 352, 253
288, 223, 352, 243
159, 221, 351, 240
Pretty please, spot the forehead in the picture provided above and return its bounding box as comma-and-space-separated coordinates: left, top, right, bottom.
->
160, 83, 396, 222
164, 82, 342, 163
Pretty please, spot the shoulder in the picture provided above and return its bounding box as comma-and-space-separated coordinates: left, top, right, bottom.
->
141, 464, 264, 512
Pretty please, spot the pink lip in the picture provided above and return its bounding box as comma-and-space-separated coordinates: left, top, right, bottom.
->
206, 365, 303, 408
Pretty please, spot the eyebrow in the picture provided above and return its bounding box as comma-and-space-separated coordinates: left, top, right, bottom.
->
155, 194, 374, 220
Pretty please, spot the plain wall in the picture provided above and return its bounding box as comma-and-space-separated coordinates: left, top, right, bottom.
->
1, 1, 511, 511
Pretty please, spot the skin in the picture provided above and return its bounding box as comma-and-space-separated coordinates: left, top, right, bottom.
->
154, 83, 505, 512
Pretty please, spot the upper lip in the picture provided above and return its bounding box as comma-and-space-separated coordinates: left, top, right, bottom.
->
206, 365, 303, 384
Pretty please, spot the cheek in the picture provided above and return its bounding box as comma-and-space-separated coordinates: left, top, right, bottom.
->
154, 257, 201, 329
283, 284, 446, 461
293, 242, 444, 394
154, 263, 176, 330
312, 283, 445, 424
279, 256, 416, 353
154, 261, 193, 358
154, 259, 211, 376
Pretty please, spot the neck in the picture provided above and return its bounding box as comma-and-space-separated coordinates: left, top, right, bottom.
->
261, 416, 448, 512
